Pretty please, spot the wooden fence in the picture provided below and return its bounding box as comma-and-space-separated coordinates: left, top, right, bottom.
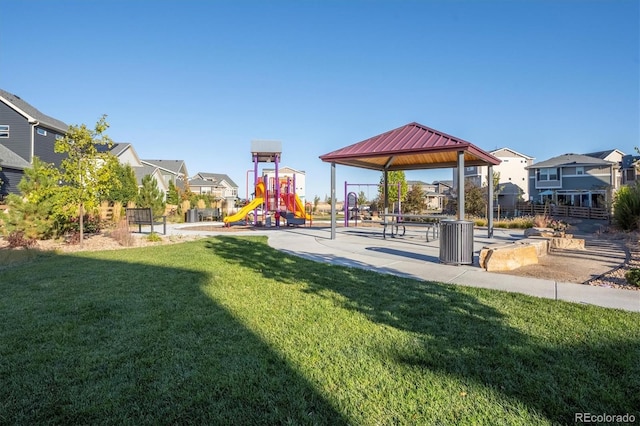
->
515, 202, 610, 221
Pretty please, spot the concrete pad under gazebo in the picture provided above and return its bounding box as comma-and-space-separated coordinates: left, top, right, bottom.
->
319, 122, 501, 240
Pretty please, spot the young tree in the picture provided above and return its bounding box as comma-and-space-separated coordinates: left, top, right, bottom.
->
166, 180, 180, 205
54, 115, 115, 243
465, 179, 487, 217
136, 174, 166, 218
378, 171, 408, 212
2, 158, 61, 239
404, 184, 425, 214
313, 195, 320, 213
357, 190, 367, 207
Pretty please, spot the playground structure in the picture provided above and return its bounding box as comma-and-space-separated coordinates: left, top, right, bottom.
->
223, 141, 312, 226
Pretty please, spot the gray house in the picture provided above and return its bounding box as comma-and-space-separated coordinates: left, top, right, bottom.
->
0, 89, 68, 198
189, 172, 239, 215
527, 152, 621, 208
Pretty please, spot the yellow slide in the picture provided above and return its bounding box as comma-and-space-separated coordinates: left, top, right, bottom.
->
293, 194, 311, 220
224, 182, 265, 224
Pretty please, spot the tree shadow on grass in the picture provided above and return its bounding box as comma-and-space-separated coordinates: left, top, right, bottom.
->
0, 249, 347, 425
210, 236, 640, 424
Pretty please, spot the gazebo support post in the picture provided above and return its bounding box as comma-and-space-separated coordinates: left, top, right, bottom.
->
457, 151, 465, 220
383, 169, 389, 216
488, 164, 494, 238
331, 162, 336, 240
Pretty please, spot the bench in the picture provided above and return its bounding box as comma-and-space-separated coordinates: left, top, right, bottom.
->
197, 208, 220, 221
382, 220, 439, 241
125, 208, 167, 235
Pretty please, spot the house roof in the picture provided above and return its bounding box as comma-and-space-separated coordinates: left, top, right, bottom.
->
133, 164, 159, 185
490, 147, 534, 160
0, 144, 32, 170
528, 153, 615, 169
0, 89, 68, 133
195, 172, 238, 188
141, 159, 188, 177
188, 178, 216, 187
584, 149, 625, 160
319, 122, 500, 171
110, 142, 132, 157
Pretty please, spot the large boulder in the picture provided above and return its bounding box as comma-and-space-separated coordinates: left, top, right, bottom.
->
517, 238, 549, 257
480, 243, 539, 272
549, 237, 585, 250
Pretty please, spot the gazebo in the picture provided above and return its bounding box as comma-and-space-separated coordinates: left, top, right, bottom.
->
319, 122, 501, 240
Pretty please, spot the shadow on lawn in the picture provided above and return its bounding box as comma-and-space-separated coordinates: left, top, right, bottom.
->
210, 236, 640, 424
0, 249, 347, 425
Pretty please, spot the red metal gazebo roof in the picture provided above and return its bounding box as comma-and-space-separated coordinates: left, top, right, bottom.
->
319, 122, 500, 170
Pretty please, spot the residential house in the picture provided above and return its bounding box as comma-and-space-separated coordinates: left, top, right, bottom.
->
261, 166, 307, 203
0, 144, 32, 197
141, 159, 189, 199
108, 143, 168, 200
0, 89, 68, 198
527, 152, 621, 208
453, 147, 533, 211
189, 172, 239, 215
141, 159, 188, 184
621, 153, 640, 185
584, 149, 625, 188
406, 180, 447, 211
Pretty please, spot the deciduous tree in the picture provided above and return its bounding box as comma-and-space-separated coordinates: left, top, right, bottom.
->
54, 115, 115, 243
378, 171, 408, 212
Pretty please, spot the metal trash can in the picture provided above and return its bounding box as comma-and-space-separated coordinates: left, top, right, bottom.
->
439, 220, 474, 265
185, 209, 198, 223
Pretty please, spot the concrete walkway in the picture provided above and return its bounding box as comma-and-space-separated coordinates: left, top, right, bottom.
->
164, 223, 640, 313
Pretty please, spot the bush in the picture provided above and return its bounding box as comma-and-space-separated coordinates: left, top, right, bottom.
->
146, 232, 162, 242
109, 219, 135, 247
613, 182, 640, 231
624, 268, 640, 287
7, 231, 37, 249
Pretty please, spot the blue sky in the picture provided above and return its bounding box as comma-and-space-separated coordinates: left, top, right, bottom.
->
1, 0, 638, 201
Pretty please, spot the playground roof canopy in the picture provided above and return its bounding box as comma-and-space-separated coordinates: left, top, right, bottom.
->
319, 122, 501, 171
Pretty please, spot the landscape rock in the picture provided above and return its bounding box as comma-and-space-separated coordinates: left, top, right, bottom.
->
549, 237, 585, 250
480, 243, 539, 272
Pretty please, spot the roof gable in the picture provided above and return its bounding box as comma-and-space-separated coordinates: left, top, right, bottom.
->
142, 159, 188, 177
490, 147, 534, 160
584, 149, 625, 161
0, 89, 68, 133
111, 143, 143, 167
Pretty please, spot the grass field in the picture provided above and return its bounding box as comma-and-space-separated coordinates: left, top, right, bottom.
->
1, 236, 639, 425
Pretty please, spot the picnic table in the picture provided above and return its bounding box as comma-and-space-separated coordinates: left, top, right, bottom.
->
380, 214, 453, 241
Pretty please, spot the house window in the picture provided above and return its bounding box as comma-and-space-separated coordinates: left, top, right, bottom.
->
576, 166, 584, 175
537, 167, 559, 181
36, 128, 47, 136
0, 125, 8, 138
625, 168, 636, 182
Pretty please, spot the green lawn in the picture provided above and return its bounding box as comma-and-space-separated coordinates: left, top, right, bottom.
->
1, 236, 638, 425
